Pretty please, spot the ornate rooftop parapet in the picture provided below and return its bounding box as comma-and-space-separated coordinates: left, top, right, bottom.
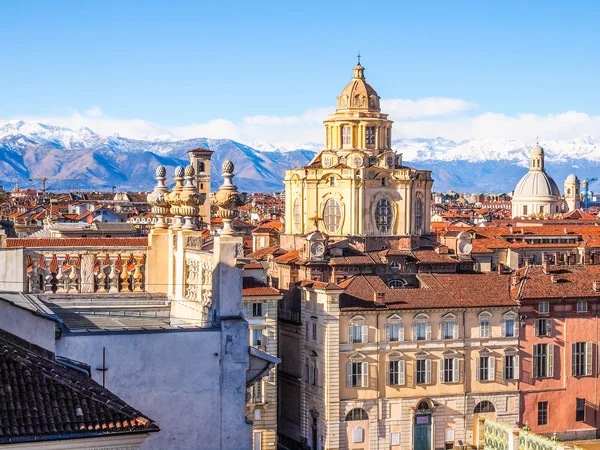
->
146, 165, 171, 229
212, 160, 243, 235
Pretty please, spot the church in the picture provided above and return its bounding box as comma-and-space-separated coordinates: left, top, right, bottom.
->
511, 142, 581, 218
282, 60, 434, 254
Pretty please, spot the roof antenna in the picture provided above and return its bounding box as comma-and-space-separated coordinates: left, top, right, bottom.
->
357, 51, 361, 65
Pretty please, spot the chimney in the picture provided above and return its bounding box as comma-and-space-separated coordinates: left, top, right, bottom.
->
554, 252, 561, 266
512, 272, 520, 286
594, 281, 600, 293
542, 261, 549, 275
541, 252, 548, 263
374, 292, 386, 305
551, 275, 559, 284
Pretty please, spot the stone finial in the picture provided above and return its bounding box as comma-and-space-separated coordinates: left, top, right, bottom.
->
212, 160, 243, 235
166, 166, 185, 230
179, 164, 204, 230
147, 165, 171, 229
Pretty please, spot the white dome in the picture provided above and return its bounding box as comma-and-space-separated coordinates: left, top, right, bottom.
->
566, 173, 578, 182
513, 171, 561, 200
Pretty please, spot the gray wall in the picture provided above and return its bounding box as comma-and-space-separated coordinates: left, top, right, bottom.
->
0, 299, 56, 352
57, 329, 233, 450
0, 248, 26, 292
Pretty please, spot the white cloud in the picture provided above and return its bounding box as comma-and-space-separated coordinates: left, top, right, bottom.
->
86, 106, 103, 117
382, 97, 476, 119
3, 100, 600, 147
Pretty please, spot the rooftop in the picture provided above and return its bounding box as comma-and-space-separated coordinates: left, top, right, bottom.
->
0, 330, 159, 443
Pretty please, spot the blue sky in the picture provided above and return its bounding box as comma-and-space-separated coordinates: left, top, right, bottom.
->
1, 0, 599, 144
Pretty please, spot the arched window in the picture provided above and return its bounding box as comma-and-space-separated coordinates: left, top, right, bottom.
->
323, 198, 342, 233
415, 193, 423, 233
375, 199, 393, 233
474, 401, 496, 414
293, 198, 301, 232
417, 401, 430, 411
388, 279, 405, 289
346, 408, 368, 421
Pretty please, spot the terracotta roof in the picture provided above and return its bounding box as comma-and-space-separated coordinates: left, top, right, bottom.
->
242, 277, 281, 297
297, 280, 343, 290
0, 331, 158, 443
243, 262, 264, 270
412, 249, 458, 264
247, 244, 287, 260
273, 250, 300, 264
513, 265, 600, 300
5, 238, 148, 248
340, 273, 518, 311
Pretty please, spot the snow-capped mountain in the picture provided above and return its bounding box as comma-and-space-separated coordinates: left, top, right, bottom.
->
1, 121, 599, 193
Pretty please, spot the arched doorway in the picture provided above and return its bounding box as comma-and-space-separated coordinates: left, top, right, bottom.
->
345, 408, 369, 449
473, 401, 496, 446
414, 401, 432, 450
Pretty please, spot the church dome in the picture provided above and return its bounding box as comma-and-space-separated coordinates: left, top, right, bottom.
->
566, 173, 578, 182
336, 63, 381, 113
513, 171, 561, 199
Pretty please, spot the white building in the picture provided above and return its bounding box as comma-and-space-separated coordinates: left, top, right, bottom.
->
511, 144, 563, 218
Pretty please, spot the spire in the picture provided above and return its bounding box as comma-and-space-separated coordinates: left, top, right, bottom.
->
357, 51, 361, 65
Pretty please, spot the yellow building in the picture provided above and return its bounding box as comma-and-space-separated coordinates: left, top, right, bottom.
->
246, 62, 522, 450
282, 61, 433, 242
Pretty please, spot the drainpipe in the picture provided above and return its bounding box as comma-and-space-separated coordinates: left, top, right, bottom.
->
463, 309, 468, 444
376, 312, 381, 450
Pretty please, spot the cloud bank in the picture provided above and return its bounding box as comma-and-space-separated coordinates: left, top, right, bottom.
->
2, 97, 600, 146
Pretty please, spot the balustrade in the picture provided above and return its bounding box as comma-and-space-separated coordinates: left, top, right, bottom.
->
25, 251, 147, 294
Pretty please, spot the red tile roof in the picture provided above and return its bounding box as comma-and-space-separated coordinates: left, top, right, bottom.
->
242, 277, 281, 297
243, 262, 264, 270
513, 265, 600, 301
0, 331, 158, 442
247, 244, 287, 260
340, 273, 518, 311
5, 238, 148, 248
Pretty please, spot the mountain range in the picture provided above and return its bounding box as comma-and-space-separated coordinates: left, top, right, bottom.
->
1, 120, 599, 194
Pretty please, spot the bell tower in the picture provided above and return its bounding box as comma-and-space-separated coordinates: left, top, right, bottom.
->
564, 174, 581, 212
188, 147, 213, 228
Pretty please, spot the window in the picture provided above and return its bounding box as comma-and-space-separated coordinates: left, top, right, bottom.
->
415, 194, 423, 233
252, 329, 264, 347
538, 401, 548, 426
342, 125, 351, 146
308, 356, 318, 386
385, 322, 404, 342
293, 198, 301, 232
347, 361, 368, 388
477, 355, 495, 381
576, 398, 585, 422
504, 354, 518, 380
440, 357, 459, 383
348, 322, 367, 343
502, 314, 517, 337
413, 320, 431, 341
346, 408, 368, 421
366, 126, 376, 146
375, 198, 393, 233
391, 432, 401, 445
479, 313, 491, 338
539, 205, 545, 214
523, 205, 528, 216
329, 176, 336, 187
538, 301, 550, 314
249, 380, 263, 404
387, 359, 405, 386
535, 318, 551, 337
441, 320, 457, 340
381, 177, 386, 186
388, 279, 404, 289
251, 303, 263, 317
533, 344, 554, 378
415, 358, 431, 385
323, 198, 342, 233
474, 401, 496, 414
577, 300, 588, 313
390, 260, 400, 269
312, 322, 317, 341
572, 342, 592, 376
